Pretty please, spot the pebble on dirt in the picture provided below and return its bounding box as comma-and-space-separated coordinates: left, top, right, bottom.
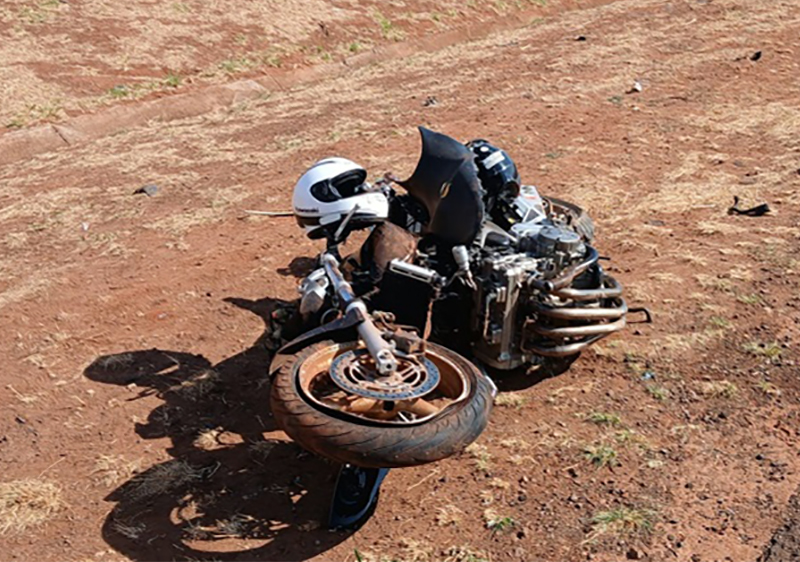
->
627, 81, 643, 94
133, 184, 159, 196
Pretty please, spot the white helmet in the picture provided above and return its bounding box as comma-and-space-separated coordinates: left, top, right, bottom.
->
292, 157, 389, 240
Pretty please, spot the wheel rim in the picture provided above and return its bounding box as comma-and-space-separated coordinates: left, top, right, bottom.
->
295, 343, 471, 426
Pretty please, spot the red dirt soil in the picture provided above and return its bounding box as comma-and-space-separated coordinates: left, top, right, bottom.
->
1, 1, 799, 561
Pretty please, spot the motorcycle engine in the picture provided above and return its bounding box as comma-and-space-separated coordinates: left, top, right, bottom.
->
472, 221, 586, 369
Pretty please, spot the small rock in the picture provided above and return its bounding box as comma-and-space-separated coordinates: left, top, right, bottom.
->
422, 96, 438, 107
134, 184, 159, 197
575, 35, 587, 41
626, 547, 645, 560
750, 50, 762, 61
627, 81, 643, 94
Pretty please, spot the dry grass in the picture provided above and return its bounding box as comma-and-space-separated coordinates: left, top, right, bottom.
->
397, 538, 434, 562
698, 221, 746, 236
193, 427, 224, 451
487, 477, 512, 491
499, 438, 530, 452
248, 440, 277, 460
694, 274, 734, 293
583, 443, 619, 468
169, 368, 220, 401
435, 504, 464, 527
585, 412, 621, 426
589, 506, 656, 539
464, 443, 492, 473
494, 392, 528, 409
743, 341, 782, 362
124, 460, 204, 501
699, 380, 738, 399
93, 454, 142, 487
111, 519, 147, 540
483, 509, 516, 534
442, 545, 490, 562
0, 479, 66, 535
755, 381, 782, 397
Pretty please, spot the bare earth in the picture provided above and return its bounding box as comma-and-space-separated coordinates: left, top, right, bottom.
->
1, 0, 799, 561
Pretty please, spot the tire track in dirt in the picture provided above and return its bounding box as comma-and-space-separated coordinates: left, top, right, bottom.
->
0, 0, 620, 167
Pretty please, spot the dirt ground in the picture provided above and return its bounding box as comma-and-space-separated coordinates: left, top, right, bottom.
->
1, 0, 799, 561
0, 0, 572, 131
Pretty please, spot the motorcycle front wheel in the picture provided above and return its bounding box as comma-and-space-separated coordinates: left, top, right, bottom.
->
270, 340, 494, 468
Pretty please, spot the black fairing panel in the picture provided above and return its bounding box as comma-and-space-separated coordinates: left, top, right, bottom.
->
398, 127, 484, 246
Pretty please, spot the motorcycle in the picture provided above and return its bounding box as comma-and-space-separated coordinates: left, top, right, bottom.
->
268, 127, 628, 470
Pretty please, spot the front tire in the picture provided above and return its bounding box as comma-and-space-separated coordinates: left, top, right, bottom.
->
270, 340, 494, 468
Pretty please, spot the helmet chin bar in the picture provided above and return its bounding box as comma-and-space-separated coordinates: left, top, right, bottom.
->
320, 253, 398, 375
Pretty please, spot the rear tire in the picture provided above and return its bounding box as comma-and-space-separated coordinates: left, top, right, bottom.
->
270, 340, 494, 468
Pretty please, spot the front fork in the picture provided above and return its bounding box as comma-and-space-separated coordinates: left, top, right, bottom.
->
319, 253, 398, 375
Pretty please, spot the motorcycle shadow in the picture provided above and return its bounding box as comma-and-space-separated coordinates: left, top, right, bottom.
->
83, 296, 352, 562
489, 354, 581, 393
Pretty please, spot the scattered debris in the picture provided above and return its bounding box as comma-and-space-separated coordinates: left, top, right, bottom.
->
133, 184, 159, 197
627, 81, 643, 94
423, 96, 438, 107
735, 50, 763, 62
575, 35, 587, 41
728, 196, 771, 217
243, 209, 294, 216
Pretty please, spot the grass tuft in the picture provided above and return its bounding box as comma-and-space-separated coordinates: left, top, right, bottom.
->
435, 504, 464, 527
755, 380, 781, 397
464, 443, 492, 473
585, 411, 621, 426
442, 545, 490, 562
93, 454, 142, 487
494, 392, 528, 409
111, 519, 146, 539
483, 509, 516, 534
645, 384, 669, 401
737, 293, 763, 305
583, 444, 619, 468
590, 506, 656, 538
125, 460, 204, 501
0, 479, 65, 535
743, 341, 782, 362
374, 12, 405, 40
709, 316, 731, 329
699, 380, 738, 399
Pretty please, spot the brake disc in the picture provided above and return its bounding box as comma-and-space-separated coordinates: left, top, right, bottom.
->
329, 349, 440, 401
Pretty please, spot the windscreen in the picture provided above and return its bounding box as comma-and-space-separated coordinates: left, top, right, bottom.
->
398, 127, 484, 246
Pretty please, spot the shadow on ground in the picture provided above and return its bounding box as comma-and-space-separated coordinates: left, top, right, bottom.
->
84, 296, 352, 562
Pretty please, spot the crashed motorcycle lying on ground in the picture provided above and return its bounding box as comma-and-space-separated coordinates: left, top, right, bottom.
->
269, 127, 628, 478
